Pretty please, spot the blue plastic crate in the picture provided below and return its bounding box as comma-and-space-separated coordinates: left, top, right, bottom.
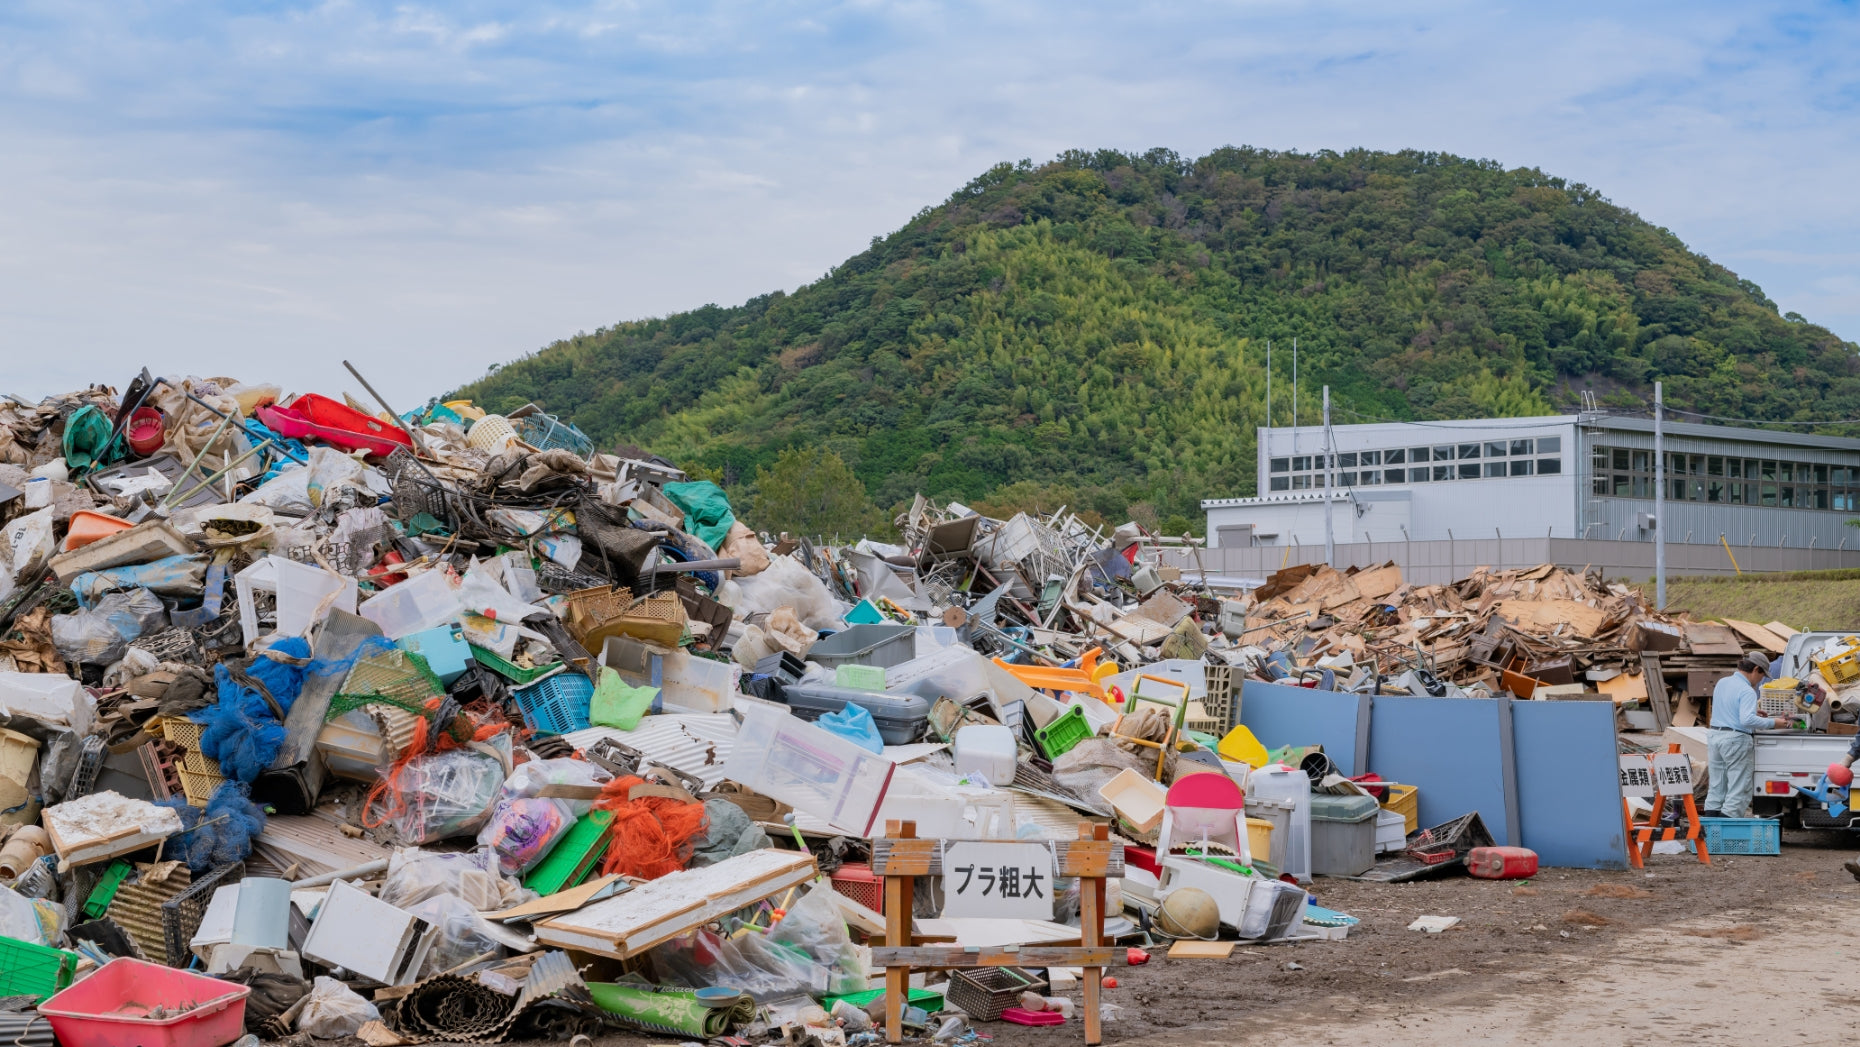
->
512, 672, 594, 735
1701, 817, 1781, 856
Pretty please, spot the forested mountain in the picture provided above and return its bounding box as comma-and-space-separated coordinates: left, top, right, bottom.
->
452, 147, 1860, 534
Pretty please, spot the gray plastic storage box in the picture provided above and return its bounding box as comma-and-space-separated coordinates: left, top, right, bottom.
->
1308, 793, 1379, 877
807, 624, 917, 670
780, 682, 931, 745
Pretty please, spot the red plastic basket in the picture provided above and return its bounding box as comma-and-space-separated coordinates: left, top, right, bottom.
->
38, 958, 249, 1047
829, 862, 885, 914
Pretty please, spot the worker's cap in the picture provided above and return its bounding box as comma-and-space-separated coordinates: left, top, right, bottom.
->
1743, 651, 1772, 673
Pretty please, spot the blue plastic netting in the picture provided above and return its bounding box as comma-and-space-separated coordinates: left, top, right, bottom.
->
157, 783, 268, 873
198, 636, 312, 783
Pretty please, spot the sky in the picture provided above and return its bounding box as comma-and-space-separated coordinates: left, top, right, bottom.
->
2, 1, 1858, 403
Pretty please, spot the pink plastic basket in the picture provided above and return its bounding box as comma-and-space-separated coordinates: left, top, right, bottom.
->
38, 958, 249, 1047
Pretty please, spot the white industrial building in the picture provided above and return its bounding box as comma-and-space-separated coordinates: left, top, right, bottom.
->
1202, 414, 1860, 551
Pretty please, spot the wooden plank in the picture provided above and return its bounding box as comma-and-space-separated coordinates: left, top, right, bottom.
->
1167, 940, 1236, 959
1642, 656, 1673, 730
876, 838, 936, 877
488, 875, 626, 922
1684, 623, 1744, 656
1351, 564, 1404, 601
1721, 618, 1787, 654
829, 891, 886, 937
1079, 823, 1105, 1047
1493, 599, 1608, 639
1596, 672, 1649, 706
1058, 839, 1115, 878
535, 850, 816, 958
883, 823, 915, 1047
872, 837, 1124, 878
871, 946, 1126, 967
1764, 620, 1799, 640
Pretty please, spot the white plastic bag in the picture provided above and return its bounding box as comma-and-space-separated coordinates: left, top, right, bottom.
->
730, 555, 847, 630
297, 976, 380, 1038
3, 507, 54, 584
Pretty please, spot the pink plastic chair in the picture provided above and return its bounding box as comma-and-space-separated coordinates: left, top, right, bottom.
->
1155, 772, 1251, 866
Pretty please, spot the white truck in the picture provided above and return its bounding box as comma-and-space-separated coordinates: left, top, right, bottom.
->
1668, 631, 1857, 828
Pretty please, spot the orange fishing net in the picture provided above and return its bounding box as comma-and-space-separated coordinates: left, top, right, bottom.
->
595, 774, 710, 880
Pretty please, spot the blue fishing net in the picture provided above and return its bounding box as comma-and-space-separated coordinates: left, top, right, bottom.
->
198, 636, 312, 783
157, 783, 268, 873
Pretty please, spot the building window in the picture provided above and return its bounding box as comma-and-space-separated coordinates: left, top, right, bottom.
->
1269, 476, 1289, 491
1433, 446, 1454, 462
1339, 452, 1357, 468
1537, 436, 1561, 453
1270, 458, 1289, 473
1510, 459, 1535, 476
1410, 467, 1431, 483
1433, 465, 1452, 481
1458, 443, 1480, 459
1485, 462, 1507, 478
1361, 450, 1381, 465
1459, 463, 1480, 479
1486, 442, 1508, 457
1291, 475, 1310, 490
1538, 457, 1561, 475
1384, 449, 1406, 465
1340, 472, 1357, 486
1292, 456, 1311, 472
1359, 470, 1379, 485
1512, 438, 1535, 456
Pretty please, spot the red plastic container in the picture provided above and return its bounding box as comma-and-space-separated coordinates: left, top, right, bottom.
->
257, 393, 412, 459
126, 406, 166, 456
1466, 845, 1539, 880
38, 957, 249, 1047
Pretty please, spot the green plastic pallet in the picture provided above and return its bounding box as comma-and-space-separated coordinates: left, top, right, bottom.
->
0, 935, 79, 1002
524, 809, 614, 896
1035, 704, 1093, 760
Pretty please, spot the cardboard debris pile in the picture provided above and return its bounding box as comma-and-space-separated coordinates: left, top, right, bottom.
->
0, 370, 1734, 1047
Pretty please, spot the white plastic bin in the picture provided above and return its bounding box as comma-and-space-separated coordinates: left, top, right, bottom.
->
359, 570, 462, 641
1249, 765, 1313, 883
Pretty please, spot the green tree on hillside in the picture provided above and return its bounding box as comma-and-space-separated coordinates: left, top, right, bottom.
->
749, 447, 890, 540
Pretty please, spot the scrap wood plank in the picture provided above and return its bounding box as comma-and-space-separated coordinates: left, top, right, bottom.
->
871, 838, 1124, 878
1764, 620, 1799, 640
871, 946, 1125, 967
534, 849, 815, 959
1684, 622, 1744, 656
1642, 655, 1674, 730
1167, 940, 1236, 959
488, 875, 626, 923
1492, 599, 1608, 640
1720, 618, 1788, 654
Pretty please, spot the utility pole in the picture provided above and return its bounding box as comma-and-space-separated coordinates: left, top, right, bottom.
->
1291, 337, 1299, 453
1323, 385, 1335, 566
1265, 339, 1272, 476
1655, 381, 1666, 610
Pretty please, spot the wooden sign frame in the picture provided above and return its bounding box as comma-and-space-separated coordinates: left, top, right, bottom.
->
873, 820, 1128, 1045
1622, 744, 1710, 868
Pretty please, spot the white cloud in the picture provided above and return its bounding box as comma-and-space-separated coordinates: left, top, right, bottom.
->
0, 1, 1857, 403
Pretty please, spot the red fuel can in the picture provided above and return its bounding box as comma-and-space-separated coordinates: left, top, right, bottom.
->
1466, 846, 1539, 879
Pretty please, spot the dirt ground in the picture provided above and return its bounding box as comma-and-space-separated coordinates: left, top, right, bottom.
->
625, 828, 1857, 1046
304, 829, 1860, 1047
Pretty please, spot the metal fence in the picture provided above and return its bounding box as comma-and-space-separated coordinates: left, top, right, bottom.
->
1158, 536, 1860, 585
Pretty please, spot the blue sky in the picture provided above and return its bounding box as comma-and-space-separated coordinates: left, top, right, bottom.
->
3, 1, 1858, 401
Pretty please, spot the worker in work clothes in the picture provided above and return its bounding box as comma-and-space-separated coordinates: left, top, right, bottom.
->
1833, 736, 1860, 880
1702, 651, 1786, 820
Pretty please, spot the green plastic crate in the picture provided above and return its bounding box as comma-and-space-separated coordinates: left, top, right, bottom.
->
1035, 704, 1093, 760
824, 987, 944, 1013
524, 809, 614, 895
469, 644, 564, 685
83, 859, 134, 919
0, 935, 79, 1002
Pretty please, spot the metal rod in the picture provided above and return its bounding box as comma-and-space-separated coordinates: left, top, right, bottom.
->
1655, 380, 1665, 610
342, 360, 427, 455
158, 409, 236, 509
167, 439, 272, 506
1322, 385, 1334, 566
291, 858, 391, 888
